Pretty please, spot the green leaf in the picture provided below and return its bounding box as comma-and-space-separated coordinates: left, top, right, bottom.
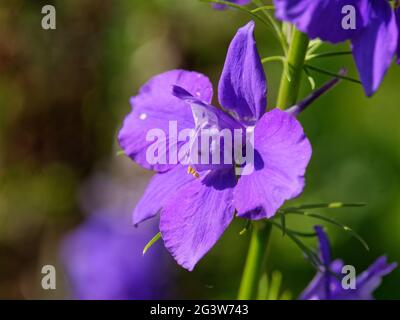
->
142, 232, 161, 255
306, 50, 353, 61
116, 150, 125, 156
261, 56, 286, 64
201, 0, 288, 54
283, 210, 370, 251
251, 5, 275, 13
252, 0, 288, 54
269, 220, 321, 269
257, 273, 269, 300
304, 67, 316, 90
304, 64, 362, 84
200, 0, 272, 31
267, 271, 282, 300
257, 271, 292, 300
281, 202, 366, 211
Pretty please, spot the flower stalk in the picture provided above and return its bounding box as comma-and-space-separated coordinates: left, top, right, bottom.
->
237, 26, 310, 300
277, 28, 310, 109
238, 221, 272, 299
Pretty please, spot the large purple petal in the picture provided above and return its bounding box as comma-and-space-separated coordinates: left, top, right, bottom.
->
160, 168, 236, 271
133, 166, 195, 225
351, 0, 398, 96
118, 70, 213, 172
234, 109, 312, 219
218, 21, 267, 125
274, 0, 370, 44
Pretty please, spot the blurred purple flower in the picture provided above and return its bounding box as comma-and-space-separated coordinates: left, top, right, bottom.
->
61, 214, 169, 300
213, 0, 252, 10
118, 21, 312, 271
60, 172, 172, 300
274, 0, 399, 96
301, 226, 397, 300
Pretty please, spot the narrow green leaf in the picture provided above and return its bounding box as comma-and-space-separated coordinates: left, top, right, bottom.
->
251, 5, 275, 13
142, 232, 161, 255
267, 271, 282, 300
281, 202, 366, 211
304, 67, 316, 90
305, 64, 362, 84
269, 220, 321, 269
306, 39, 323, 56
257, 273, 269, 300
261, 56, 286, 64
252, 0, 288, 54
200, 0, 273, 33
283, 210, 370, 251
306, 50, 353, 61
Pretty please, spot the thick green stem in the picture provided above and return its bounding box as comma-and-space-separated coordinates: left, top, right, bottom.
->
237, 27, 310, 301
276, 29, 309, 109
237, 222, 272, 300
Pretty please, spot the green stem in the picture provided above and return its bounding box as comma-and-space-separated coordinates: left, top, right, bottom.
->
276, 29, 310, 109
237, 27, 310, 301
237, 222, 272, 299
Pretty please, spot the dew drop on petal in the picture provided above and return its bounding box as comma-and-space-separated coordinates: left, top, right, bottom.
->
139, 113, 147, 120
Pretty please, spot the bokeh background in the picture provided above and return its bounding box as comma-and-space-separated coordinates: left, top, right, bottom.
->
0, 0, 399, 299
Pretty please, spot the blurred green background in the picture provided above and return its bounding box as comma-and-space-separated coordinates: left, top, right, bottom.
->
0, 0, 399, 299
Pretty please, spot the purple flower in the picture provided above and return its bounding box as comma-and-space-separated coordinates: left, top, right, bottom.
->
60, 173, 172, 300
118, 21, 312, 271
274, 0, 399, 96
213, 0, 252, 10
61, 213, 171, 300
300, 226, 397, 300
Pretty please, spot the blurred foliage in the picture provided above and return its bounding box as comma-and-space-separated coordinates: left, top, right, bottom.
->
0, 0, 399, 299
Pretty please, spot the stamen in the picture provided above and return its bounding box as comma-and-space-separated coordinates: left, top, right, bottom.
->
187, 166, 200, 179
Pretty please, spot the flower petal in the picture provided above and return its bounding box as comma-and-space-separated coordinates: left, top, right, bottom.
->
172, 85, 243, 172
353, 256, 397, 300
118, 70, 213, 172
315, 226, 334, 299
300, 259, 344, 300
274, 0, 370, 43
133, 166, 195, 225
396, 7, 400, 64
234, 109, 312, 219
315, 226, 331, 266
218, 21, 267, 125
351, 0, 398, 96
160, 168, 236, 271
